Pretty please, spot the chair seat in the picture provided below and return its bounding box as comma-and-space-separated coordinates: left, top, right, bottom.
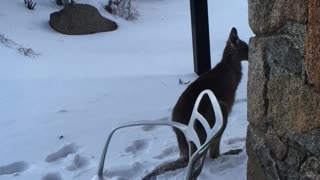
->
91, 89, 223, 180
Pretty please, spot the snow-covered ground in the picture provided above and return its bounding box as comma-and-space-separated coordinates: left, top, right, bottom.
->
0, 0, 253, 179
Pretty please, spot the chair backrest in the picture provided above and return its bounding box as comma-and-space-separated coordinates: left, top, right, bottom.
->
91, 89, 223, 180
184, 89, 224, 179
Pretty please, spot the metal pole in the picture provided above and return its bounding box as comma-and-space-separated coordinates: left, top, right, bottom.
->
190, 0, 211, 75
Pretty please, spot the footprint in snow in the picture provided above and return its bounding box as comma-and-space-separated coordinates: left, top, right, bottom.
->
209, 151, 247, 174
224, 137, 246, 149
104, 162, 146, 180
153, 146, 179, 160
124, 139, 149, 155
65, 154, 89, 171
45, 143, 78, 163
43, 143, 92, 180
224, 137, 246, 145
57, 109, 68, 114
42, 172, 63, 180
141, 124, 158, 132
0, 161, 29, 176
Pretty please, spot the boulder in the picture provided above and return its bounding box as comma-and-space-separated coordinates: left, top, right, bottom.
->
305, 0, 320, 92
248, 0, 308, 35
247, 0, 320, 179
49, 4, 118, 35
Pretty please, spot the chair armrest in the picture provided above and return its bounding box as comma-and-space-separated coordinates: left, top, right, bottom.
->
96, 119, 188, 177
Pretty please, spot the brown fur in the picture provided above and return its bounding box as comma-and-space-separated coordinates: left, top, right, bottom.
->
143, 27, 248, 180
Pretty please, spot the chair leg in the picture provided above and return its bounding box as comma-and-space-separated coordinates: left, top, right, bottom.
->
142, 128, 190, 180
189, 160, 205, 180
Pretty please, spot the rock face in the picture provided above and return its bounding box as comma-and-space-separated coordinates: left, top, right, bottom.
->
248, 0, 308, 35
49, 4, 118, 35
305, 0, 320, 92
247, 0, 320, 179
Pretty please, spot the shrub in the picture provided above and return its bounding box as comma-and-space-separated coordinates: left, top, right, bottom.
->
55, 0, 75, 6
24, 0, 37, 10
105, 0, 139, 21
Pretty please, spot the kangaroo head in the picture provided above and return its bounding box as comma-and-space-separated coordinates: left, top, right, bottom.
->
226, 27, 248, 61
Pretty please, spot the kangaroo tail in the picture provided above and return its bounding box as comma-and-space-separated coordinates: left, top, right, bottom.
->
142, 157, 188, 180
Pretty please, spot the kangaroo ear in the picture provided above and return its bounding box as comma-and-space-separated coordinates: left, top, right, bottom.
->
229, 27, 239, 45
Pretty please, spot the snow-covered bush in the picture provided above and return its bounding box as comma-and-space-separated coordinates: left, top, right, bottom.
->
24, 0, 37, 10
56, 0, 75, 6
105, 0, 139, 21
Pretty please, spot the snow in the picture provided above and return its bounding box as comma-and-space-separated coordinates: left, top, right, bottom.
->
0, 0, 253, 179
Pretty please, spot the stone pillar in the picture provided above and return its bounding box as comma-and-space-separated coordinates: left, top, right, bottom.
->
247, 0, 320, 179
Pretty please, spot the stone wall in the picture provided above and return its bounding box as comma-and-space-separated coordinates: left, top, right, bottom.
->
247, 0, 320, 179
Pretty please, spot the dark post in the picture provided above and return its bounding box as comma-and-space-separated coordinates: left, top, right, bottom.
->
190, 0, 211, 75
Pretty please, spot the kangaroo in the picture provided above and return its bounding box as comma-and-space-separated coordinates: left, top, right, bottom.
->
142, 27, 248, 180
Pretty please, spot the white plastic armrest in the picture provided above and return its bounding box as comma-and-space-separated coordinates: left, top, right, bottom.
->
96, 119, 188, 177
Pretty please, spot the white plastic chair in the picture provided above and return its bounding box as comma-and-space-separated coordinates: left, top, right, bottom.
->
91, 89, 223, 180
